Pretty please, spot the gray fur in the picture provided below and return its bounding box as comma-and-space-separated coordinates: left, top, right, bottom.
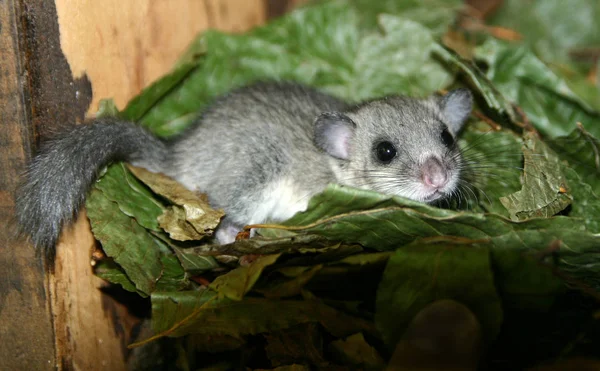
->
440, 88, 473, 134
16, 82, 472, 252
16, 119, 169, 252
314, 112, 356, 159
331, 93, 471, 201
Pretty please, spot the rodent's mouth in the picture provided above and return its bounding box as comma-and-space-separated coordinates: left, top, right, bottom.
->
423, 190, 445, 203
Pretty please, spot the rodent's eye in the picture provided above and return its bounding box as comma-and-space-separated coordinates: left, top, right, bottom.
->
441, 128, 454, 147
375, 141, 397, 164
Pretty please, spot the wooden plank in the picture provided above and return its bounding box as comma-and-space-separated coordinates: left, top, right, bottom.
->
55, 0, 267, 114
0, 1, 56, 370
50, 213, 138, 370
16, 0, 132, 368
18, 0, 92, 144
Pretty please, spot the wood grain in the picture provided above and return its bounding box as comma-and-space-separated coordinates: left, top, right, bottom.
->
50, 213, 139, 370
0, 1, 56, 370
55, 0, 267, 114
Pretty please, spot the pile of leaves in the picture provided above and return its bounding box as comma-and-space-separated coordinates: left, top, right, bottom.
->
88, 0, 600, 369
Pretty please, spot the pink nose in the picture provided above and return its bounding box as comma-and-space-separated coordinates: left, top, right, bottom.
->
421, 157, 448, 189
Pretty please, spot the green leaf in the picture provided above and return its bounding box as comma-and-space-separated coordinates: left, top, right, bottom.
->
375, 244, 502, 348
489, 0, 600, 67
209, 254, 282, 300
474, 39, 600, 138
332, 251, 393, 266
247, 247, 385, 300
155, 252, 190, 292
535, 123, 600, 233
184, 235, 353, 258
560, 63, 600, 110
171, 245, 219, 275
148, 291, 378, 340
257, 265, 324, 299
548, 123, 600, 192
432, 43, 519, 122
87, 188, 189, 294
347, 0, 462, 34
500, 132, 572, 220
344, 14, 452, 99
458, 124, 523, 215
93, 259, 142, 296
562, 167, 600, 233
93, 163, 164, 231
86, 189, 165, 295
280, 243, 364, 267
490, 247, 565, 311
121, 59, 203, 136
258, 185, 600, 290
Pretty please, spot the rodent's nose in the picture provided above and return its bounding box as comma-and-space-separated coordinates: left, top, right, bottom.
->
421, 157, 448, 189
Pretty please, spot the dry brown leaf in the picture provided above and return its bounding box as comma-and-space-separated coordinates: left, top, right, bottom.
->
127, 165, 224, 241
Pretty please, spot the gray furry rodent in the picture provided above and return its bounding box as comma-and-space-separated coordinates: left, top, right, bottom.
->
16, 82, 472, 252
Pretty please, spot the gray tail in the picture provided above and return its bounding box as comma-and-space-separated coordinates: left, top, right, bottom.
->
16, 118, 169, 255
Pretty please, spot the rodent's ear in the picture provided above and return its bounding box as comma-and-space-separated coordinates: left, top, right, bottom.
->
314, 112, 356, 160
441, 88, 473, 134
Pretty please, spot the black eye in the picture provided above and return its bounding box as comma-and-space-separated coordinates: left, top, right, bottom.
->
441, 128, 454, 147
375, 141, 397, 164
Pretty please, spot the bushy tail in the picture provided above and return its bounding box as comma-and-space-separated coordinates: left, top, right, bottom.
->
16, 118, 169, 253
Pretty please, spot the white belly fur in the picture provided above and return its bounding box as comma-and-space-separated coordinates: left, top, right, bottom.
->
248, 176, 311, 225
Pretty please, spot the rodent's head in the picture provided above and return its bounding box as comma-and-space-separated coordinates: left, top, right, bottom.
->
314, 89, 472, 203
